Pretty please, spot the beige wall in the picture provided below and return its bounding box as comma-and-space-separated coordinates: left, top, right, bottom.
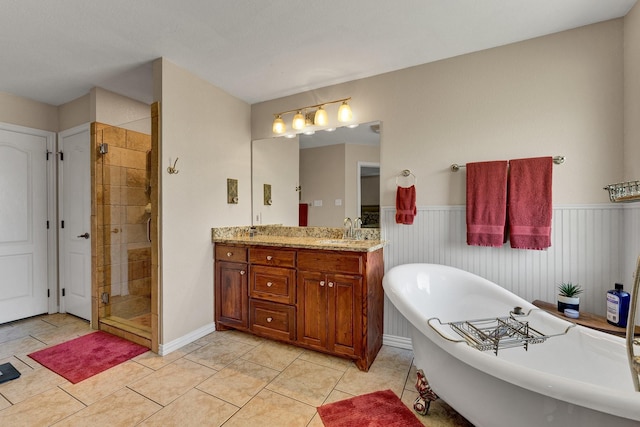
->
625, 5, 640, 180
299, 143, 379, 226
252, 20, 624, 208
252, 136, 299, 226
58, 94, 90, 131
155, 58, 251, 344
0, 91, 58, 131
345, 143, 380, 219
0, 87, 150, 134
300, 144, 345, 226
91, 87, 150, 134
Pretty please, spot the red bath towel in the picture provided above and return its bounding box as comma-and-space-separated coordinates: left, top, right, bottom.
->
395, 185, 416, 225
508, 157, 553, 250
466, 161, 508, 247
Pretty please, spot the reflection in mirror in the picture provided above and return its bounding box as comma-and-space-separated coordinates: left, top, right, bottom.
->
358, 162, 381, 228
251, 121, 380, 228
251, 136, 300, 225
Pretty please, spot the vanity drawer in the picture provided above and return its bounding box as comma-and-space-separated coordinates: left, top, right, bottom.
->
250, 247, 296, 268
215, 244, 248, 263
298, 250, 363, 275
250, 265, 296, 304
250, 299, 295, 341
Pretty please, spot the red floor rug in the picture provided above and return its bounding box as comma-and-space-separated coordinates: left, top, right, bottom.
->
27, 331, 148, 383
317, 389, 423, 427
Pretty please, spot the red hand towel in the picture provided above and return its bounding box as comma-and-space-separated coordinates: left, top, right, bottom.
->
395, 185, 416, 225
508, 157, 553, 250
466, 161, 508, 247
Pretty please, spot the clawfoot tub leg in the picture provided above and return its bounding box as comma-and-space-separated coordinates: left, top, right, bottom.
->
414, 369, 439, 415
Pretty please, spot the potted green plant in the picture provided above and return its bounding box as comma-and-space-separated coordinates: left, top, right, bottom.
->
557, 282, 582, 312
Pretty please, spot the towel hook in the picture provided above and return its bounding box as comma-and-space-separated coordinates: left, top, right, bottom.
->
167, 157, 180, 175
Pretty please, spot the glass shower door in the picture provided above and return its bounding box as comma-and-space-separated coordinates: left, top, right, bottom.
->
97, 121, 152, 334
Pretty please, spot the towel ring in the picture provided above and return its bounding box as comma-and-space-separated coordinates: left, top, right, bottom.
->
396, 169, 417, 186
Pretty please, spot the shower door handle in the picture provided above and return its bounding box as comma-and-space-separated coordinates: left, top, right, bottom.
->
77, 232, 90, 239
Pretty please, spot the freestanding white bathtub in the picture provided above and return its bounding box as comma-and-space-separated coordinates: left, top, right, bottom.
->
383, 263, 640, 427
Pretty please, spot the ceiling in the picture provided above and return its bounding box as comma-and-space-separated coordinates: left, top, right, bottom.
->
0, 0, 636, 107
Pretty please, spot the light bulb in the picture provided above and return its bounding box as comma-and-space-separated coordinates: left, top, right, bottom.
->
314, 106, 328, 126
292, 111, 305, 130
337, 101, 352, 122
272, 115, 285, 134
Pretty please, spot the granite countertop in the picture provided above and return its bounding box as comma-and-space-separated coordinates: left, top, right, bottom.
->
211, 225, 385, 252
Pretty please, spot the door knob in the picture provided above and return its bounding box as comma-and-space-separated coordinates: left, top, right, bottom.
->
77, 232, 90, 239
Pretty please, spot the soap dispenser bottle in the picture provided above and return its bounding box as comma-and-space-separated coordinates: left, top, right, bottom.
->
606, 283, 631, 328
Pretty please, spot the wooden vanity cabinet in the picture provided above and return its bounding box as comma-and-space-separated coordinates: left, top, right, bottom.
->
214, 245, 249, 330
248, 247, 297, 342
297, 249, 383, 371
297, 270, 362, 358
214, 243, 384, 371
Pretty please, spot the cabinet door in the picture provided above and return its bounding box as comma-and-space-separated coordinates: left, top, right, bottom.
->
297, 270, 327, 349
215, 261, 248, 329
327, 274, 362, 357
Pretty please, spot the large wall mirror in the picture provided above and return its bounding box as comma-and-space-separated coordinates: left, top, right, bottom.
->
251, 121, 381, 228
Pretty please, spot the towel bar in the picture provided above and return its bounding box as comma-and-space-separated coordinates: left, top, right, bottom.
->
450, 155, 565, 172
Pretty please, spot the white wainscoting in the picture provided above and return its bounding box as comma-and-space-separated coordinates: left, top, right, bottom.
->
381, 204, 640, 342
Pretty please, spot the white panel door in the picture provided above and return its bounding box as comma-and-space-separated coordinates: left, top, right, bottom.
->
0, 127, 50, 323
59, 124, 91, 321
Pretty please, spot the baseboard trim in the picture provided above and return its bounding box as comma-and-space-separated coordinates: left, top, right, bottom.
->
382, 334, 413, 350
158, 322, 216, 355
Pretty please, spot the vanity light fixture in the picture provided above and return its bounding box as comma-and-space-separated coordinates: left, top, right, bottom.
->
292, 111, 305, 130
314, 106, 328, 126
338, 100, 353, 122
272, 97, 353, 135
272, 115, 285, 134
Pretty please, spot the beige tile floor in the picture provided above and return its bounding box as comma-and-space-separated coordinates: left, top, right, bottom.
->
0, 314, 473, 426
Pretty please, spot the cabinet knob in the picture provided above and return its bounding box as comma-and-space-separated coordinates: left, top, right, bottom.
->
240, 270, 246, 275
320, 280, 325, 287
226, 252, 232, 257
266, 255, 273, 261
328, 281, 334, 287
266, 281, 273, 287
266, 317, 273, 323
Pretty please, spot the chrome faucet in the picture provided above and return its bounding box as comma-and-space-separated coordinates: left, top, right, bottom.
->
353, 217, 362, 240
343, 217, 353, 239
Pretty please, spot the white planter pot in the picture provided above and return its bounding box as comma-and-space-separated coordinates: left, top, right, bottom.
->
557, 295, 579, 312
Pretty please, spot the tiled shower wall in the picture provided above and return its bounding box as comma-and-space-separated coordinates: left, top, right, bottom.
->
380, 204, 638, 344
93, 123, 151, 316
